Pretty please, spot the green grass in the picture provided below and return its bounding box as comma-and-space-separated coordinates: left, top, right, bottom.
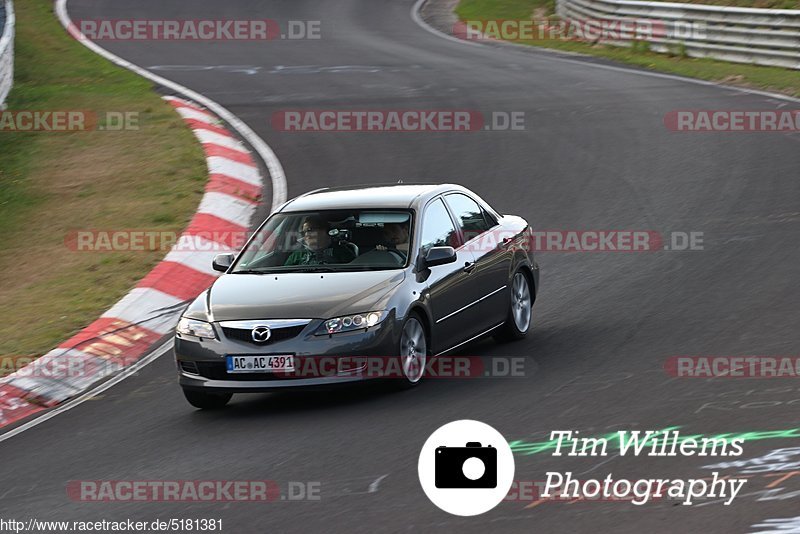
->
455, 0, 800, 97
457, 0, 555, 19
0, 0, 207, 365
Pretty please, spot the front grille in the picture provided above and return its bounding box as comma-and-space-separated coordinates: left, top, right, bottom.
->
221, 324, 306, 345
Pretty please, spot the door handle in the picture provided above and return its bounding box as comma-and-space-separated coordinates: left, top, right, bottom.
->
463, 261, 476, 273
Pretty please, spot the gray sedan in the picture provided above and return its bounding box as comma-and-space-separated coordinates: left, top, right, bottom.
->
174, 183, 539, 409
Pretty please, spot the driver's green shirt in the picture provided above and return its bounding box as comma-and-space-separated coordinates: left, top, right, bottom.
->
285, 244, 356, 266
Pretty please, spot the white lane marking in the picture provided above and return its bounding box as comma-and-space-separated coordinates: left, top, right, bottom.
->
208, 156, 261, 186
55, 0, 288, 211
0, 340, 173, 444
194, 129, 249, 153
410, 0, 800, 105
368, 474, 390, 493
152, 65, 262, 75
197, 192, 257, 228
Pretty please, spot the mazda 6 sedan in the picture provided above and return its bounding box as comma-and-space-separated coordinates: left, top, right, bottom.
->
174, 183, 539, 409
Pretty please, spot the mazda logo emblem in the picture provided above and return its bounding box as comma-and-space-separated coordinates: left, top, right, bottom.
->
251, 326, 271, 343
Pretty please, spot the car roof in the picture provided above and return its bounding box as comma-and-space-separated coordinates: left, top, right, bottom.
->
279, 183, 467, 212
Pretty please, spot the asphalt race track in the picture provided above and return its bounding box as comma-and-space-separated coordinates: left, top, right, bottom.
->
3, 0, 800, 532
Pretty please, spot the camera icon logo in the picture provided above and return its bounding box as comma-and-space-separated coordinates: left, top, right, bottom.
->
418, 420, 515, 516
435, 442, 497, 488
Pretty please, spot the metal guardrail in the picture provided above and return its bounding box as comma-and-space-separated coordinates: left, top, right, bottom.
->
557, 0, 800, 69
0, 0, 14, 108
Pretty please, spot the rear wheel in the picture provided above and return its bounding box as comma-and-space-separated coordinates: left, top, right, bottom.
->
182, 388, 232, 410
397, 314, 427, 387
494, 271, 532, 342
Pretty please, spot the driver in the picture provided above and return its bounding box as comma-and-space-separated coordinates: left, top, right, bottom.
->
285, 215, 356, 265
375, 222, 410, 255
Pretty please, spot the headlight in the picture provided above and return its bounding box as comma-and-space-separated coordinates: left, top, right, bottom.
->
316, 311, 385, 335
176, 317, 216, 340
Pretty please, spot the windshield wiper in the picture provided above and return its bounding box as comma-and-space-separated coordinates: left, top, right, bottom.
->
285, 266, 339, 272
339, 265, 396, 271
234, 266, 341, 274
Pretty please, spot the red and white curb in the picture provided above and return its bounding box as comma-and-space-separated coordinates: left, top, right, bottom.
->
0, 97, 262, 429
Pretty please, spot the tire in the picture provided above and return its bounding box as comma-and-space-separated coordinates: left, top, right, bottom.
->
395, 313, 428, 388
182, 388, 232, 410
494, 270, 533, 342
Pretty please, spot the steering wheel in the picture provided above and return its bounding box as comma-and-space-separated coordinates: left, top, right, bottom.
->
386, 248, 406, 265
246, 251, 280, 269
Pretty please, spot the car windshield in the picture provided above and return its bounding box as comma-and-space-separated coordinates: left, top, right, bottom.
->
231, 209, 414, 273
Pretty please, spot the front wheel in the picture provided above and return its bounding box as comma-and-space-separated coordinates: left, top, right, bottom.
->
494, 271, 533, 342
396, 314, 428, 388
182, 388, 232, 410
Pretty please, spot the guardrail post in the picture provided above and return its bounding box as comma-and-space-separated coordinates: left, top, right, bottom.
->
0, 0, 15, 109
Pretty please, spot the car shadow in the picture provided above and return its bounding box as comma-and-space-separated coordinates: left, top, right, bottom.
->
199, 332, 556, 418
185, 319, 611, 421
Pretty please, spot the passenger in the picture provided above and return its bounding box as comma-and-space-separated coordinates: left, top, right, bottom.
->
285, 215, 356, 265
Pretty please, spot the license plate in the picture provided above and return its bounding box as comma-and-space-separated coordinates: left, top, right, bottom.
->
226, 355, 294, 373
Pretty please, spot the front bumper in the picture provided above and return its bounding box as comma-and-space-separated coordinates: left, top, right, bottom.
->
175, 317, 399, 392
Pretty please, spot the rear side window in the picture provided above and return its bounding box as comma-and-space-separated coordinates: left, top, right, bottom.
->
420, 199, 457, 253
445, 193, 491, 242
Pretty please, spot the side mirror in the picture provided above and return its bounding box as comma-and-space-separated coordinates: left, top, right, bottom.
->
423, 246, 457, 268
212, 253, 235, 273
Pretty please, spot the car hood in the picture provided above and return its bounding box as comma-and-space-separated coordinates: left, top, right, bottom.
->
206, 270, 406, 321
